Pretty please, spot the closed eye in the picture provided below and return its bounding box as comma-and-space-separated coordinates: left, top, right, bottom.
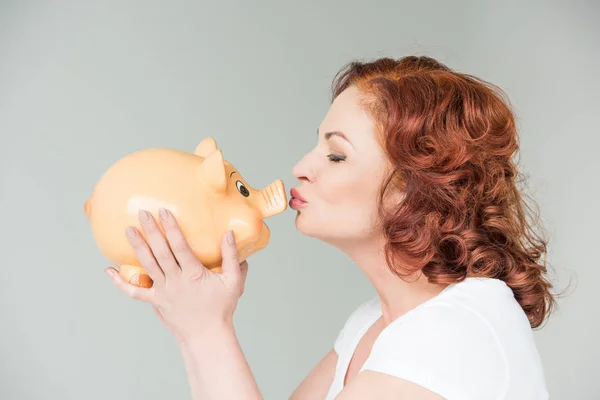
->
328, 154, 346, 162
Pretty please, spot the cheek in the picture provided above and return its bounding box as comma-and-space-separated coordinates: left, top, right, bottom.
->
318, 174, 373, 205
317, 176, 381, 224
226, 207, 263, 240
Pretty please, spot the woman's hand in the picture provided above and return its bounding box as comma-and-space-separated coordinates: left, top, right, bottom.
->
104, 208, 249, 344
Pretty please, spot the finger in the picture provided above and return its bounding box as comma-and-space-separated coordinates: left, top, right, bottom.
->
158, 208, 206, 277
125, 225, 165, 284
220, 230, 241, 277
239, 261, 248, 295
239, 260, 248, 280
138, 209, 181, 277
105, 267, 154, 303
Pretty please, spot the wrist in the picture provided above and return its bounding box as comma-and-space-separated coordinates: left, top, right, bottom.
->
179, 318, 235, 349
176, 317, 262, 400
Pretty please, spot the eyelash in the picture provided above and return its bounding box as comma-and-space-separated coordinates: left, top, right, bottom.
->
327, 154, 346, 163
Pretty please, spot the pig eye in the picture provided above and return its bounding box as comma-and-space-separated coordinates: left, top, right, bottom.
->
236, 180, 250, 197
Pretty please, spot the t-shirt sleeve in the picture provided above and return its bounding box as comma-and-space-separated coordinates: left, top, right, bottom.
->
360, 303, 509, 400
333, 322, 346, 355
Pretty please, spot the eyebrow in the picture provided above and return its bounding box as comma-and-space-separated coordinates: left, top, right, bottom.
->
318, 129, 354, 148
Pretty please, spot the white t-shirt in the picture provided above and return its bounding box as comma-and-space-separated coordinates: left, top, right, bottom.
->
325, 277, 549, 400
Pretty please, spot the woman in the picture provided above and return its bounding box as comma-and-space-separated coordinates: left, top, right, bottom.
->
105, 55, 554, 399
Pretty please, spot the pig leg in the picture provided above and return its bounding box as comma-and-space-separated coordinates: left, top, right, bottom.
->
119, 264, 153, 288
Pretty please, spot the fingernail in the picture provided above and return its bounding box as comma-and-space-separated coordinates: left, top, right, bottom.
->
126, 226, 136, 238
159, 208, 169, 220
227, 230, 234, 244
139, 210, 150, 222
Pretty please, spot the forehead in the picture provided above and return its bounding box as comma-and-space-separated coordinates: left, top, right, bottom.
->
320, 86, 377, 144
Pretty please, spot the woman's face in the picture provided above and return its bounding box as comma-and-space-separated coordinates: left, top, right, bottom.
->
291, 85, 395, 245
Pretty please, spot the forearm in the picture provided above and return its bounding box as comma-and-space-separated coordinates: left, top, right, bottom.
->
180, 341, 209, 399
179, 321, 263, 400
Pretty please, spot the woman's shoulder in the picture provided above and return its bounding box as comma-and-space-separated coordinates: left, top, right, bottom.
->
362, 278, 546, 399
399, 277, 532, 352
361, 299, 512, 399
333, 277, 518, 354
363, 282, 514, 399
334, 278, 548, 398
340, 277, 522, 333
437, 277, 533, 335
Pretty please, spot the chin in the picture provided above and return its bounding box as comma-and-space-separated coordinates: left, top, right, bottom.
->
293, 211, 313, 236
294, 211, 320, 236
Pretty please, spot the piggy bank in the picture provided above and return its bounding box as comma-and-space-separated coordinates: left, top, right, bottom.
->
84, 137, 288, 288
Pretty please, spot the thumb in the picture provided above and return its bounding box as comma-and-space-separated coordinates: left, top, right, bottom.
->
104, 267, 154, 303
220, 230, 241, 277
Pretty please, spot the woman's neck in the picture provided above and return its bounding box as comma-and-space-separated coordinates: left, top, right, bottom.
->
339, 234, 449, 326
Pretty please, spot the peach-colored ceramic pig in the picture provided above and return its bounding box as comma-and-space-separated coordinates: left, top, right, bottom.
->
84, 137, 287, 288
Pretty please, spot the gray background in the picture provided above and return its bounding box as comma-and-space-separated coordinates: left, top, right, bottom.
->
1, 0, 598, 399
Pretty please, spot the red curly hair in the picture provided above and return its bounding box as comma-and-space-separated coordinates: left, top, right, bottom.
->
330, 56, 556, 329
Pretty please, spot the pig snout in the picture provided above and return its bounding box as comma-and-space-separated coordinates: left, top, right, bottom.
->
256, 179, 287, 218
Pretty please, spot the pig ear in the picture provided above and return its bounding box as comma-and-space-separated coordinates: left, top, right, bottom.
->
194, 137, 218, 157
198, 149, 227, 195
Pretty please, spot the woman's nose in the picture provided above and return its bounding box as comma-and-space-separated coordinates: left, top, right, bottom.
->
292, 157, 313, 183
